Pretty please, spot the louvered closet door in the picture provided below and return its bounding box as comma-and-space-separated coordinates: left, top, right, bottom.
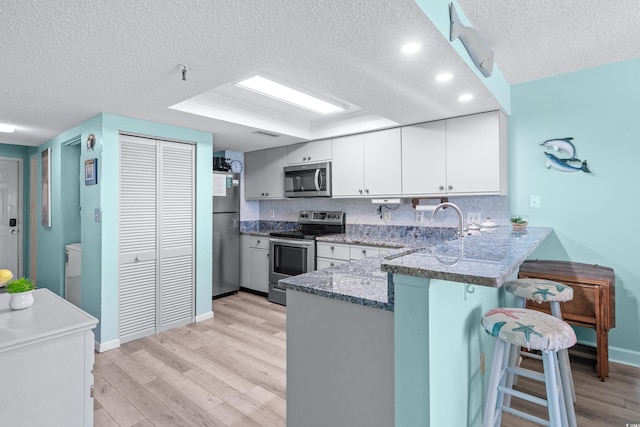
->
119, 135, 158, 343
157, 141, 194, 331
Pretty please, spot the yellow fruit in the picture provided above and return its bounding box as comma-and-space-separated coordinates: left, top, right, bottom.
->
0, 269, 13, 285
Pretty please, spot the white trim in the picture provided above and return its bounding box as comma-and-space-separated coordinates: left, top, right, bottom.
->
0, 156, 24, 278
95, 338, 120, 353
195, 311, 214, 322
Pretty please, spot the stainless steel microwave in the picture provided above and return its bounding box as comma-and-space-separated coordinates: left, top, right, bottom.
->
284, 162, 331, 197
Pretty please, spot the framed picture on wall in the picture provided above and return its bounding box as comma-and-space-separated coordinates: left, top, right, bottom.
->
41, 147, 51, 227
85, 158, 98, 185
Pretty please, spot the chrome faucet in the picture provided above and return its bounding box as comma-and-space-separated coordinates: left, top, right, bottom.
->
431, 202, 465, 238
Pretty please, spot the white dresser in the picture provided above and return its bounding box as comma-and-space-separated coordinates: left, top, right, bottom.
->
0, 288, 98, 426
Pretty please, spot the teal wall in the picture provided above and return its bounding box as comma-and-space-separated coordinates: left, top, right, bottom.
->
509, 58, 640, 366
35, 113, 213, 344
0, 143, 35, 277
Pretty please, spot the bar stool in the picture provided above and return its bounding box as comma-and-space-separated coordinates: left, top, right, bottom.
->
482, 307, 577, 427
505, 278, 576, 427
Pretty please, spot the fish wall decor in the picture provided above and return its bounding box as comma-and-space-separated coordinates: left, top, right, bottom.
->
449, 3, 494, 77
541, 137, 591, 173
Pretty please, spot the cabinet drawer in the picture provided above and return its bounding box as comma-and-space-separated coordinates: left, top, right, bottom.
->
316, 258, 348, 270
316, 242, 350, 260
246, 236, 269, 250
350, 245, 381, 260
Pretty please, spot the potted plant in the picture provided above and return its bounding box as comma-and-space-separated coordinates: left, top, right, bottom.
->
6, 277, 36, 310
510, 214, 529, 230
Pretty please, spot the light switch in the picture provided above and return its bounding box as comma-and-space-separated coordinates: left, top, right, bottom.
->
94, 208, 101, 223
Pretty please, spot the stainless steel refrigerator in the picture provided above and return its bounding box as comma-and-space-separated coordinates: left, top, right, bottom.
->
213, 171, 240, 298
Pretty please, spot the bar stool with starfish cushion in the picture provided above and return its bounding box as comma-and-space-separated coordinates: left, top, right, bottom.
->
481, 307, 577, 427
505, 278, 576, 427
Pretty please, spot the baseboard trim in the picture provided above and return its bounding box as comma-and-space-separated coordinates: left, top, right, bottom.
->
195, 311, 214, 322
95, 338, 120, 353
577, 339, 640, 369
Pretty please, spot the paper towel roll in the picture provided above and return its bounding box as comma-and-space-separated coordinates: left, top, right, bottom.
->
415, 205, 437, 212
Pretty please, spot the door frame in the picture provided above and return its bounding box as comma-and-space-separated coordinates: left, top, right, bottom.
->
0, 156, 25, 278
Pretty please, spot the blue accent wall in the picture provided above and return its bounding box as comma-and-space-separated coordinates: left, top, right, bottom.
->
509, 58, 640, 365
35, 113, 213, 344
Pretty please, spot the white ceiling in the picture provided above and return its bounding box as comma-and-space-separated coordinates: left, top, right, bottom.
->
1, 0, 639, 152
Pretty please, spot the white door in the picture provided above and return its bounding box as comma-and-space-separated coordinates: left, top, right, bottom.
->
363, 128, 402, 196
157, 140, 194, 331
0, 158, 22, 277
331, 134, 364, 197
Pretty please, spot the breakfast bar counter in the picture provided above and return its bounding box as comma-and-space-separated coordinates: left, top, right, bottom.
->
284, 226, 553, 427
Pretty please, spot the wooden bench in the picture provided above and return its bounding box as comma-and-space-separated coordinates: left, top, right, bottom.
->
518, 260, 615, 381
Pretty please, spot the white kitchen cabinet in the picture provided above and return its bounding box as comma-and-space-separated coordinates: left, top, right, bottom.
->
401, 111, 507, 196
317, 241, 394, 268
0, 289, 97, 427
240, 235, 270, 293
287, 139, 332, 164
244, 146, 287, 199
401, 120, 448, 196
445, 110, 507, 195
332, 128, 402, 197
350, 244, 383, 261
316, 242, 350, 270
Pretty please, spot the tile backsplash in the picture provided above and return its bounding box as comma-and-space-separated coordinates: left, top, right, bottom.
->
254, 195, 509, 228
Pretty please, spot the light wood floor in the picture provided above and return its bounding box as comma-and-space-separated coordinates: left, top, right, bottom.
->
94, 291, 640, 427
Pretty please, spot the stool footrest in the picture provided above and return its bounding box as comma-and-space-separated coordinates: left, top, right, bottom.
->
506, 366, 545, 382
498, 385, 548, 407
521, 350, 543, 361
502, 405, 551, 426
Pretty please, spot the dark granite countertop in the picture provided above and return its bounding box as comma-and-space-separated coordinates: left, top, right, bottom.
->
281, 226, 552, 311
381, 227, 551, 287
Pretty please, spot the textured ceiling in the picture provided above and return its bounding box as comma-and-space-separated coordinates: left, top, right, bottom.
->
1, 1, 638, 151
458, 0, 640, 84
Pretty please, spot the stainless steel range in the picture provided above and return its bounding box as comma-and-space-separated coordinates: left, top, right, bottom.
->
268, 211, 345, 305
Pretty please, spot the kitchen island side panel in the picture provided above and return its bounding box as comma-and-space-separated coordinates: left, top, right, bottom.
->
394, 274, 507, 427
287, 290, 394, 427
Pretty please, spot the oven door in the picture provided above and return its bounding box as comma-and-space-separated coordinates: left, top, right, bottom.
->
269, 238, 316, 285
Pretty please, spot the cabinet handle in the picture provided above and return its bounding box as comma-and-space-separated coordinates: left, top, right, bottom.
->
134, 256, 140, 262
257, 240, 260, 244
359, 189, 363, 194
265, 192, 269, 196
448, 185, 453, 190
365, 189, 369, 194
362, 249, 367, 254
303, 157, 307, 161
308, 156, 311, 161
330, 262, 335, 267
439, 185, 445, 191
330, 246, 335, 251
261, 192, 265, 196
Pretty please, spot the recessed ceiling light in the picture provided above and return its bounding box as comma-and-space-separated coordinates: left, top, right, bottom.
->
235, 75, 345, 115
435, 73, 453, 82
0, 123, 15, 133
458, 94, 474, 102
401, 43, 421, 54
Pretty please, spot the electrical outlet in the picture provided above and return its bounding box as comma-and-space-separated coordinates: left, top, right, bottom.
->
480, 353, 485, 375
467, 212, 481, 225
270, 210, 275, 218
383, 211, 391, 221
530, 195, 540, 208
416, 212, 424, 222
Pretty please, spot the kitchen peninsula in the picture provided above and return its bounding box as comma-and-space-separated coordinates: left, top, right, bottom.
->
283, 226, 552, 427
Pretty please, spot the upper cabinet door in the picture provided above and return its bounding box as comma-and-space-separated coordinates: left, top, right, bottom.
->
445, 111, 506, 195
331, 134, 365, 197
363, 128, 402, 196
287, 139, 332, 164
244, 146, 287, 199
401, 121, 447, 196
